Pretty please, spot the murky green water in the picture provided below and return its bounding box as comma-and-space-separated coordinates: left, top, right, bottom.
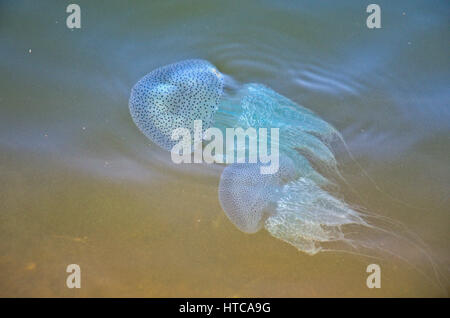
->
0, 0, 449, 297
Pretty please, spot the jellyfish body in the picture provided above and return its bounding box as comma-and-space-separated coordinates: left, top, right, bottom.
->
127, 59, 411, 252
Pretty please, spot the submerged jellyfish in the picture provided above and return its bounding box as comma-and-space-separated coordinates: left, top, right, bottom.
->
129, 59, 446, 290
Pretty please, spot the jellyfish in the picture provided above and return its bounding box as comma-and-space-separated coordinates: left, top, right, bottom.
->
129, 59, 446, 292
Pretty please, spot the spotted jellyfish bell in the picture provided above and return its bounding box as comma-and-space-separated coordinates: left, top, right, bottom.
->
129, 59, 224, 151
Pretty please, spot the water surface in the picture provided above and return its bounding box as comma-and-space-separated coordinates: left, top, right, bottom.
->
0, 0, 449, 296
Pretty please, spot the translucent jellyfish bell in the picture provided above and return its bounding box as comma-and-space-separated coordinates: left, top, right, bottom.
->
218, 157, 300, 233
129, 59, 224, 150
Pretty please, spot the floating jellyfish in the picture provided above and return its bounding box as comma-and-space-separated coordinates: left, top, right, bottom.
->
129, 59, 446, 291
